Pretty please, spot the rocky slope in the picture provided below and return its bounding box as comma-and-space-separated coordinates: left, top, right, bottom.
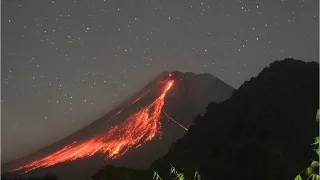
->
2, 71, 233, 180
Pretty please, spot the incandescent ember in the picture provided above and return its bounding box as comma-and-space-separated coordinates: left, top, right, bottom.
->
10, 74, 186, 174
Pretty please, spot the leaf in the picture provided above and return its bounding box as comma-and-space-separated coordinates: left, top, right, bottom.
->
193, 170, 201, 180
169, 163, 176, 175
176, 173, 185, 180
153, 170, 162, 180
313, 149, 320, 157
310, 161, 319, 167
170, 166, 176, 175
295, 174, 302, 180
312, 137, 320, 145
306, 166, 313, 176
316, 109, 319, 121
311, 174, 319, 180
153, 171, 157, 180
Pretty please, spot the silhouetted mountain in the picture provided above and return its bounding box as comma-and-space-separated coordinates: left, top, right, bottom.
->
91, 165, 150, 180
1, 173, 58, 180
150, 58, 319, 180
2, 71, 233, 180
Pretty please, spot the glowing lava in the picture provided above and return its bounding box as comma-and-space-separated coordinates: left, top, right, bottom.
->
108, 90, 151, 120
10, 79, 180, 173
162, 110, 188, 131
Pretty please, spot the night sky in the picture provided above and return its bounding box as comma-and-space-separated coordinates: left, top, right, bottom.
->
1, 0, 318, 163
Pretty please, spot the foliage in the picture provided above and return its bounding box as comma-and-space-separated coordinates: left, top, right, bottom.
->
153, 163, 200, 180
294, 109, 319, 180
150, 59, 319, 180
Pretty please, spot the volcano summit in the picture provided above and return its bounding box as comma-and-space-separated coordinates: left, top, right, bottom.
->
3, 71, 234, 180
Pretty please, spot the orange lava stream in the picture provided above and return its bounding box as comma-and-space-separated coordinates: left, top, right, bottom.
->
109, 90, 151, 120
10, 80, 174, 174
129, 90, 151, 106
162, 110, 188, 131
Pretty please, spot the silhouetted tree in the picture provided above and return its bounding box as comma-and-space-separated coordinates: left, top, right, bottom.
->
150, 58, 319, 180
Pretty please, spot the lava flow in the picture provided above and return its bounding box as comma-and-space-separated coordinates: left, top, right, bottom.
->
10, 78, 182, 174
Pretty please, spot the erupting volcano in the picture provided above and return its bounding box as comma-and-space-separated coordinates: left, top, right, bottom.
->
9, 74, 189, 174
3, 71, 234, 180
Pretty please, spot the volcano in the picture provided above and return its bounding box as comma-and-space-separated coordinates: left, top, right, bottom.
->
2, 71, 234, 180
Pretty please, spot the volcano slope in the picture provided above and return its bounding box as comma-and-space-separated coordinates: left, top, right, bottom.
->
150, 58, 319, 180
2, 71, 234, 180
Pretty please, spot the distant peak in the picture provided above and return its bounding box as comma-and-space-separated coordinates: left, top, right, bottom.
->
156, 71, 223, 84
161, 71, 217, 78
159, 71, 183, 76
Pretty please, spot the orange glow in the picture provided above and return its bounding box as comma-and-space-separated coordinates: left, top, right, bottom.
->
130, 90, 151, 106
10, 79, 175, 174
162, 110, 188, 131
109, 90, 151, 121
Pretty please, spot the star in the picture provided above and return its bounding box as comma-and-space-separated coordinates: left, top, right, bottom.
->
1, 0, 318, 164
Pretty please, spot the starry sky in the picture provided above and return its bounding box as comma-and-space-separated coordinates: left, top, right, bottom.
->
1, 0, 318, 163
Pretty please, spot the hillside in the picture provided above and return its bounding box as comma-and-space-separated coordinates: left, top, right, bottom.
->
2, 71, 233, 180
150, 58, 319, 180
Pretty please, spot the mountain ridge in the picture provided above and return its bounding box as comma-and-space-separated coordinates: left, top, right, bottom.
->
2, 71, 234, 180
2, 58, 318, 180
150, 58, 319, 180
